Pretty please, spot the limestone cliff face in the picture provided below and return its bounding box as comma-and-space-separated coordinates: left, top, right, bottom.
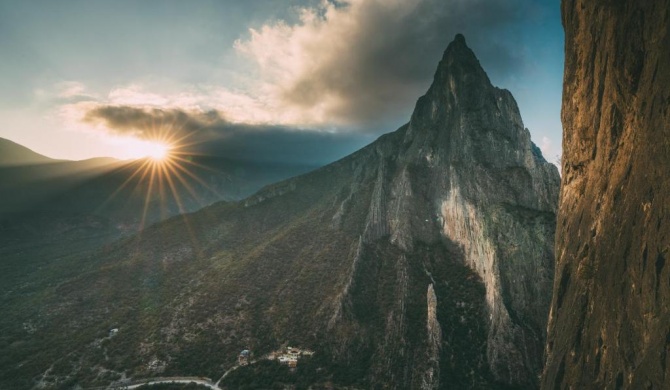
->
325, 34, 560, 388
542, 1, 670, 389
410, 35, 560, 386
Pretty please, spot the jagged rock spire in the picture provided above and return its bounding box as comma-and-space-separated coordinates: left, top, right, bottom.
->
400, 33, 560, 387
418, 34, 494, 112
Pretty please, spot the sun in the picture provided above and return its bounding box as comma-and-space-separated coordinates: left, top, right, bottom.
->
144, 142, 170, 162
102, 131, 221, 232
124, 139, 172, 162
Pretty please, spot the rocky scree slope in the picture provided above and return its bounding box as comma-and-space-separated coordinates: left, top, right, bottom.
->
542, 1, 670, 389
2, 35, 559, 390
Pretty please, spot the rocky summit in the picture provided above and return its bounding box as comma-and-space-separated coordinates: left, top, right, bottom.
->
542, 1, 670, 389
0, 35, 559, 389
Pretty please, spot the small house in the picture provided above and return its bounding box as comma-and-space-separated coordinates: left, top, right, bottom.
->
239, 349, 250, 366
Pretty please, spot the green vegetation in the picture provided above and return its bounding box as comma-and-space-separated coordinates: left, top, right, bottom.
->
0, 127, 501, 389
221, 358, 323, 390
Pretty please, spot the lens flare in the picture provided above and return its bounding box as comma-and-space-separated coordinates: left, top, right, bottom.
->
96, 125, 225, 235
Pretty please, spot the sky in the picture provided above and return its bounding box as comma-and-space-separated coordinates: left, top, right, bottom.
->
0, 0, 564, 166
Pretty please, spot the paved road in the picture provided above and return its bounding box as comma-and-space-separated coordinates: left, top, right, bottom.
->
116, 378, 220, 389
214, 358, 259, 387
111, 355, 266, 389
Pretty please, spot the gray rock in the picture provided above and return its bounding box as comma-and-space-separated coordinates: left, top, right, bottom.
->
328, 34, 560, 387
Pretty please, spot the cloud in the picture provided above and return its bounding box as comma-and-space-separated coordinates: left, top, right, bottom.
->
55, 0, 549, 164
58, 0, 543, 135
55, 81, 88, 99
539, 136, 552, 156
82, 104, 371, 165
83, 105, 225, 139
234, 0, 537, 128
58, 80, 322, 130
539, 135, 562, 170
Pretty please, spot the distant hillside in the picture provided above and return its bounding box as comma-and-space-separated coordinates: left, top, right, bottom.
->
0, 141, 318, 388
0, 137, 60, 166
0, 155, 316, 228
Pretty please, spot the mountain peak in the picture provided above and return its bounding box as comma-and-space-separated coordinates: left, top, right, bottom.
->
434, 33, 490, 94
446, 33, 471, 55
407, 33, 507, 137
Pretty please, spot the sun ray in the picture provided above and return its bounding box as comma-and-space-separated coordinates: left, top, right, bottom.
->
90, 116, 234, 238
170, 154, 223, 174
170, 160, 224, 200
159, 162, 200, 248
139, 159, 159, 230
160, 163, 185, 214
93, 159, 153, 217
164, 163, 208, 207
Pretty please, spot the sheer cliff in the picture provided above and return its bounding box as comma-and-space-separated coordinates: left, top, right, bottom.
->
0, 35, 559, 389
542, 1, 670, 389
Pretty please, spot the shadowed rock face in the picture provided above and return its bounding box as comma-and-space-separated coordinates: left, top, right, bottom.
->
316, 35, 560, 388
391, 34, 561, 387
542, 1, 670, 389
0, 35, 559, 389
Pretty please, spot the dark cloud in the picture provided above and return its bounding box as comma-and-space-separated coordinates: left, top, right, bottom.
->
84, 105, 225, 139
84, 105, 372, 165
245, 0, 545, 129
79, 0, 557, 166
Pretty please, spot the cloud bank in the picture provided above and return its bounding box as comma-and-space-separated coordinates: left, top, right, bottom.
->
83, 105, 371, 165
84, 105, 224, 139
234, 0, 536, 128
68, 0, 543, 132
64, 0, 549, 164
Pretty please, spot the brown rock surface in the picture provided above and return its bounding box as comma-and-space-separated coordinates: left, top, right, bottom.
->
543, 1, 670, 388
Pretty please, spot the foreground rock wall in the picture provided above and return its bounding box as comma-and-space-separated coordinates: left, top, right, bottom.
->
543, 1, 670, 388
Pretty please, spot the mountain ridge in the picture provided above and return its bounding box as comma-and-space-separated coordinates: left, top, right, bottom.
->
0, 35, 560, 389
0, 137, 62, 166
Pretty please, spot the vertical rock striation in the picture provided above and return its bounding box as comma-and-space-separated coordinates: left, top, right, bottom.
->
423, 284, 442, 389
543, 1, 670, 389
329, 34, 560, 388
404, 35, 560, 387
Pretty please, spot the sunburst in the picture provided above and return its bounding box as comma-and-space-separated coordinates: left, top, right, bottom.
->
143, 142, 170, 162
96, 123, 224, 234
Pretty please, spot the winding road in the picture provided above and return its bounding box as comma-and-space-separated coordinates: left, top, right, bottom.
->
122, 378, 220, 389
111, 358, 261, 390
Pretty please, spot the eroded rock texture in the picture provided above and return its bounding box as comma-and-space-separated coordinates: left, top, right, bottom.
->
542, 1, 670, 389
322, 34, 560, 388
